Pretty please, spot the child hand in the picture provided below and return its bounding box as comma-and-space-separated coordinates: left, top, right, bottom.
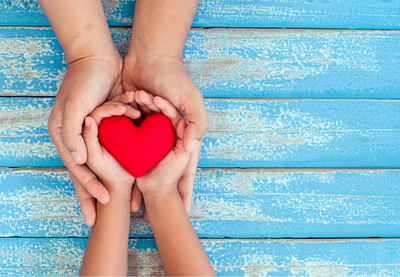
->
133, 91, 192, 214
82, 92, 142, 193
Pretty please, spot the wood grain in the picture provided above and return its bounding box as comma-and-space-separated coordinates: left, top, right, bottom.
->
1, 238, 400, 276
2, 97, 400, 168
1, 167, 400, 238
0, 0, 399, 29
2, 27, 400, 98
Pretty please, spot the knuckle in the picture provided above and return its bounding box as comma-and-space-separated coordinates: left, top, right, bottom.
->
84, 177, 100, 190
60, 132, 75, 147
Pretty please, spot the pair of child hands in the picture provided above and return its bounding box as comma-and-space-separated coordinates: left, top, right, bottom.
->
82, 90, 192, 216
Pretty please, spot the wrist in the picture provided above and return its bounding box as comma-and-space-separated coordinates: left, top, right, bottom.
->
127, 34, 184, 63
63, 27, 122, 72
142, 186, 179, 205
101, 180, 134, 201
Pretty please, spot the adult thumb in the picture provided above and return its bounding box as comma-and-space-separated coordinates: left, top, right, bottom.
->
60, 100, 89, 164
181, 93, 209, 152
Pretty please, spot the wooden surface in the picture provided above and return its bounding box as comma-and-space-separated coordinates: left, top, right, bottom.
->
0, 0, 399, 29
1, 1, 400, 276
1, 238, 400, 276
2, 97, 400, 168
1, 167, 400, 238
3, 27, 400, 98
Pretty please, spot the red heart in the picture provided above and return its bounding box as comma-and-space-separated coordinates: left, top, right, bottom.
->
98, 114, 175, 177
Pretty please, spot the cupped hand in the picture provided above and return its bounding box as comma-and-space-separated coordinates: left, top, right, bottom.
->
131, 90, 191, 221
122, 54, 208, 214
48, 55, 124, 226
82, 101, 140, 193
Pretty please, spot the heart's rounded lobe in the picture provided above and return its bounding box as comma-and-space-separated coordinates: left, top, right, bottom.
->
98, 114, 175, 177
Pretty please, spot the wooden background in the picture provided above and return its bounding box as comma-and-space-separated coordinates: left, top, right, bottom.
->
1, 0, 400, 275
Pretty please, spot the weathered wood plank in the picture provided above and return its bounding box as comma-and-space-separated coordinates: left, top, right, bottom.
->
0, 0, 400, 30
1, 238, 400, 276
2, 27, 400, 98
2, 98, 400, 168
1, 167, 400, 238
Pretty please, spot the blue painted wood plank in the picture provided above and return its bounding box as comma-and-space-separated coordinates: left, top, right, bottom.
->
1, 168, 400, 238
2, 98, 400, 168
0, 0, 400, 30
1, 238, 400, 276
2, 27, 400, 99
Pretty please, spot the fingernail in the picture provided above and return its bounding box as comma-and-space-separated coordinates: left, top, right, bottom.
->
71, 151, 83, 164
125, 91, 130, 94
190, 140, 200, 152
117, 105, 126, 112
85, 118, 91, 127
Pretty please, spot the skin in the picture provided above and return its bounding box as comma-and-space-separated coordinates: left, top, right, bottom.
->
80, 91, 214, 276
38, 0, 209, 226
79, 102, 136, 276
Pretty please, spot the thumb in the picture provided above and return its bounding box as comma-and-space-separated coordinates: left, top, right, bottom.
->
174, 138, 192, 168
61, 100, 89, 164
181, 94, 209, 153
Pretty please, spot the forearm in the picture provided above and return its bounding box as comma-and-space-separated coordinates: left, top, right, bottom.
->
129, 0, 200, 59
80, 188, 131, 276
144, 190, 215, 276
38, 0, 118, 63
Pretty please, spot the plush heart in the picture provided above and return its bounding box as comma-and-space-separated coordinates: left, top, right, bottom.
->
98, 114, 175, 177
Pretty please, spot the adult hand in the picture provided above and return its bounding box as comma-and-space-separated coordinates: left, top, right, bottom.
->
48, 55, 124, 226
123, 58, 208, 214
39, 0, 127, 226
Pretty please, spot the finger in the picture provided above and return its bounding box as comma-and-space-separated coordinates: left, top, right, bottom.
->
49, 102, 110, 209
70, 163, 110, 205
82, 117, 102, 158
108, 91, 142, 120
173, 138, 192, 173
60, 98, 90, 165
101, 102, 142, 121
136, 90, 162, 113
177, 140, 201, 214
154, 96, 182, 128
131, 182, 143, 212
110, 90, 136, 104
135, 91, 153, 116
49, 109, 110, 205
180, 92, 210, 152
110, 91, 143, 126
90, 104, 141, 126
70, 172, 96, 226
176, 118, 187, 139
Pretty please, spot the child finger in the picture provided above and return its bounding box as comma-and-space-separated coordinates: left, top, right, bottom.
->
135, 90, 161, 114
107, 91, 143, 122
90, 104, 126, 125
104, 102, 142, 120
153, 96, 182, 128
136, 90, 162, 114
90, 104, 140, 125
176, 118, 187, 139
82, 117, 103, 158
109, 90, 136, 104
134, 91, 153, 115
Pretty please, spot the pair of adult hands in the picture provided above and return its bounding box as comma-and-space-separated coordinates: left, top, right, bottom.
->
48, 49, 209, 226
